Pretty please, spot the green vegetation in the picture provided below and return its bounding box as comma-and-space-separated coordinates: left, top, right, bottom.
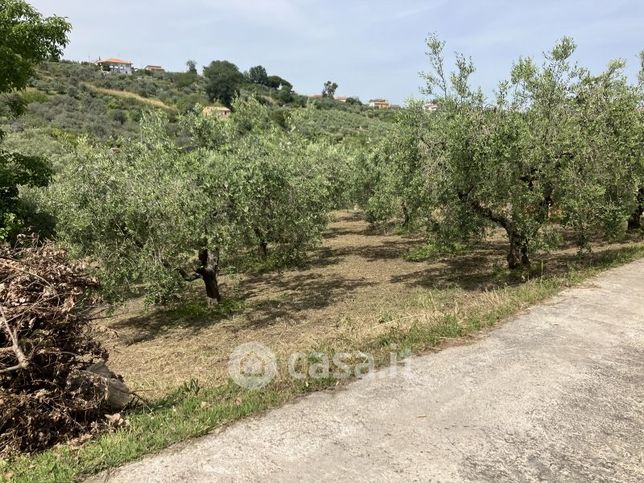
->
0, 0, 70, 241
1, 60, 393, 143
322, 80, 338, 98
6, 61, 207, 140
290, 106, 394, 143
0, 56, 393, 242
203, 60, 245, 108
0, 0, 70, 93
49, 99, 355, 303
360, 35, 644, 268
247, 65, 269, 86
2, 0, 644, 478
0, 150, 51, 240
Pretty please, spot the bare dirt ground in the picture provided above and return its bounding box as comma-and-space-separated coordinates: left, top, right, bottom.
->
97, 211, 640, 398
91, 257, 644, 482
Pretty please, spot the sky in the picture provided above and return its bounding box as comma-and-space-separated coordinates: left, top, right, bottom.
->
29, 0, 644, 104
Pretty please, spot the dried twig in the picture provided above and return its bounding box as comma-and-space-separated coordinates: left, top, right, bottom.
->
0, 304, 29, 374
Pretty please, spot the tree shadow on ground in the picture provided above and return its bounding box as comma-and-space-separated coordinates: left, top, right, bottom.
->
333, 238, 422, 260
322, 210, 400, 240
321, 224, 391, 240
390, 240, 642, 292
106, 292, 242, 345
321, 225, 372, 240
234, 273, 375, 332
389, 239, 517, 291
108, 272, 375, 344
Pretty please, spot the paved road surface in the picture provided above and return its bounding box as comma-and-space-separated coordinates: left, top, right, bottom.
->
92, 259, 644, 482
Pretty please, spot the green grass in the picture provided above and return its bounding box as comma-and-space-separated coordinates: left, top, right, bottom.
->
405, 240, 468, 262
163, 296, 247, 323
3, 243, 644, 482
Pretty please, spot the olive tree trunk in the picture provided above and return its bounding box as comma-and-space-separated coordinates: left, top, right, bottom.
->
461, 193, 532, 270
627, 188, 644, 231
506, 231, 530, 269
254, 228, 268, 258
196, 248, 221, 302
179, 248, 221, 302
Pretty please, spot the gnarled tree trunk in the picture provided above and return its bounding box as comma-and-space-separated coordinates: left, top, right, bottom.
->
506, 231, 530, 269
401, 202, 411, 227
179, 248, 221, 302
460, 192, 532, 270
258, 240, 268, 258
254, 228, 268, 258
196, 248, 220, 302
627, 188, 644, 231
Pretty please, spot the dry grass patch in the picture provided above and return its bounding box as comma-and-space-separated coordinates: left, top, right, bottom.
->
95, 210, 644, 398
81, 83, 176, 111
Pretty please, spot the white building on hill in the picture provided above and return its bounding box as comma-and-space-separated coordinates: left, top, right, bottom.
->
96, 58, 133, 75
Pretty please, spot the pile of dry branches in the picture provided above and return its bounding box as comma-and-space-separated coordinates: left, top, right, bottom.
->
0, 242, 127, 457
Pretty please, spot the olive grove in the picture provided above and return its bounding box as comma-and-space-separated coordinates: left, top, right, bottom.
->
49, 99, 356, 302
360, 36, 644, 268
40, 36, 644, 306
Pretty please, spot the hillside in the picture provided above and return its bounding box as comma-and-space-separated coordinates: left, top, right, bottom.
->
0, 61, 396, 150
3, 61, 209, 140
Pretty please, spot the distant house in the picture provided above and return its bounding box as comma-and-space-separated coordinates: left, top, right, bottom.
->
368, 98, 390, 109
423, 102, 439, 112
96, 58, 133, 75
144, 65, 165, 73
202, 106, 231, 118
308, 95, 351, 103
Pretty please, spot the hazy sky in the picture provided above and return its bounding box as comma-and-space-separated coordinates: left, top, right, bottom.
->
29, 0, 644, 103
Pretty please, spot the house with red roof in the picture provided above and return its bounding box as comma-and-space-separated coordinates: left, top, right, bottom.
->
368, 98, 390, 109
144, 65, 165, 73
96, 58, 133, 75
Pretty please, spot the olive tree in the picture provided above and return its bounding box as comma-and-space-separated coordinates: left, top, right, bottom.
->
50, 114, 235, 303
51, 102, 335, 303
221, 134, 330, 261
354, 102, 431, 227
627, 52, 644, 231
190, 97, 334, 262
374, 35, 643, 268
